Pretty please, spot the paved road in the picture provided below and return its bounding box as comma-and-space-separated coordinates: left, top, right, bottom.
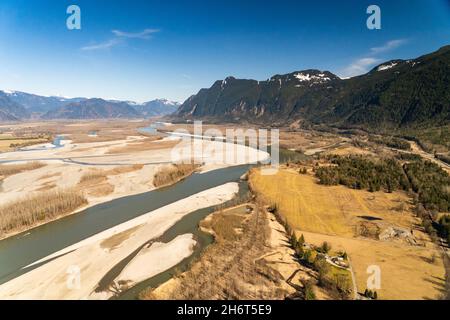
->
387, 140, 450, 171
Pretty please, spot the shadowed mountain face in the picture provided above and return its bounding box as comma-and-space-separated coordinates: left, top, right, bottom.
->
176, 70, 342, 125
175, 45, 450, 129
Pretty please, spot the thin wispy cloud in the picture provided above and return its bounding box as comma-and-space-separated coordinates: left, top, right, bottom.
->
81, 28, 159, 51
370, 39, 408, 54
112, 28, 160, 39
81, 38, 122, 51
340, 39, 408, 78
341, 57, 381, 78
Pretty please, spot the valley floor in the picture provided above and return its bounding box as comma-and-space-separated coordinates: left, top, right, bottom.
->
0, 121, 268, 299
0, 121, 449, 300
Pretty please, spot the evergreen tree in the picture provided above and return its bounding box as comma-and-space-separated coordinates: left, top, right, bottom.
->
290, 232, 297, 248
298, 234, 305, 245
321, 241, 331, 254
303, 249, 312, 263
296, 244, 304, 258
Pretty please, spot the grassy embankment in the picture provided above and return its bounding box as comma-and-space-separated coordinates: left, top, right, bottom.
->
0, 162, 46, 181
153, 164, 199, 188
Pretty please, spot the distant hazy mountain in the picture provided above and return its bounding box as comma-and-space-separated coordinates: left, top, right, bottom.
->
0, 109, 18, 121
43, 98, 143, 119
175, 45, 450, 129
0, 90, 180, 121
134, 99, 180, 117
4, 91, 86, 115
0, 91, 30, 120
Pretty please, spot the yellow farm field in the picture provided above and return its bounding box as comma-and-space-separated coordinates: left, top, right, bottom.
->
300, 231, 445, 300
249, 169, 419, 237
249, 168, 446, 299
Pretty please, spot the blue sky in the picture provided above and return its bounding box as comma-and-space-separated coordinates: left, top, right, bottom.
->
0, 0, 449, 102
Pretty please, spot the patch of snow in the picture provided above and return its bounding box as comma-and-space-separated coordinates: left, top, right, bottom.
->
294, 72, 331, 84
153, 99, 180, 106
377, 62, 398, 71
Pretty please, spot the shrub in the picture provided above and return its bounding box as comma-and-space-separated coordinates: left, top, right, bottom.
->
301, 279, 316, 300
153, 164, 199, 187
0, 189, 87, 237
320, 241, 332, 254
0, 161, 45, 177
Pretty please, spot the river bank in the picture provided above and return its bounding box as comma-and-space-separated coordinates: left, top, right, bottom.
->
0, 183, 239, 299
0, 130, 269, 241
0, 121, 275, 300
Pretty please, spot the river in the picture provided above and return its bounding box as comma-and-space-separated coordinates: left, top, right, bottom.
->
0, 127, 305, 299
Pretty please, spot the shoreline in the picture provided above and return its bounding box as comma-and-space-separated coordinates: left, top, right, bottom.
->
0, 129, 270, 299
0, 177, 156, 242
0, 182, 239, 299
0, 132, 269, 242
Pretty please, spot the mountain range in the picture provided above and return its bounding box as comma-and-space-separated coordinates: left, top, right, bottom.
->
0, 91, 180, 121
175, 45, 450, 130
1, 45, 448, 127
0, 91, 31, 121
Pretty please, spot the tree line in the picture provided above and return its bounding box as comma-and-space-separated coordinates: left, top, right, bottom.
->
315, 155, 450, 243
404, 160, 450, 212
315, 155, 410, 193
369, 136, 411, 150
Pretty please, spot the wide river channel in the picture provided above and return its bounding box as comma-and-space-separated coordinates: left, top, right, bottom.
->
0, 129, 303, 299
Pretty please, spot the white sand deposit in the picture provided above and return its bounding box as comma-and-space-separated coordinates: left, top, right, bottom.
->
114, 234, 196, 288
